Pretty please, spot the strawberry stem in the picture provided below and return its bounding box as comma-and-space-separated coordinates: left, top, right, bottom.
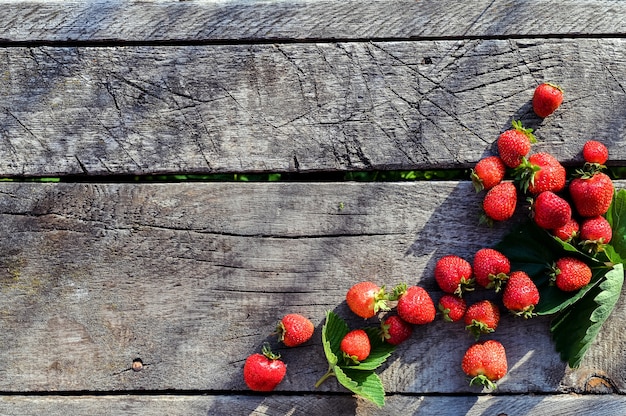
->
314, 366, 336, 388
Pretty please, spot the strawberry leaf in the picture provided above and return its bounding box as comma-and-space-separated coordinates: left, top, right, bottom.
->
321, 310, 349, 366
605, 189, 626, 262
335, 366, 386, 408
535, 266, 606, 315
550, 263, 624, 368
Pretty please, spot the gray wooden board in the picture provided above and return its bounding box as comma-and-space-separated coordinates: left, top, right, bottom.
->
0, 181, 624, 395
1, 39, 626, 176
1, 0, 626, 42
1, 394, 626, 416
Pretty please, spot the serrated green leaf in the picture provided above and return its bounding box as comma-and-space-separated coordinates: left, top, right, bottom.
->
536, 267, 607, 315
335, 366, 386, 407
550, 263, 624, 368
605, 189, 626, 261
340, 327, 395, 371
322, 310, 349, 366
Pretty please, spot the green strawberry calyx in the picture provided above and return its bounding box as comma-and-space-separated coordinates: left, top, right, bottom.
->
469, 374, 498, 390
511, 120, 537, 144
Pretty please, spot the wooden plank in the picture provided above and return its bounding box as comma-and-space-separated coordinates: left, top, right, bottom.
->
2, 393, 626, 416
1, 39, 626, 176
1, 0, 626, 43
0, 181, 625, 394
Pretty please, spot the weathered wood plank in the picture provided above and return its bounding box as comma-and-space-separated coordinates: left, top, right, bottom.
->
2, 393, 626, 416
1, 39, 626, 176
0, 181, 624, 395
1, 0, 626, 43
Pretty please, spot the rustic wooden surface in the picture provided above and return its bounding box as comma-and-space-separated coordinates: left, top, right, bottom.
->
2, 0, 626, 414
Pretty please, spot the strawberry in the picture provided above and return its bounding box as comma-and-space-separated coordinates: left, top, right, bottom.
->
472, 248, 510, 291
532, 191, 572, 230
276, 313, 314, 347
532, 82, 564, 118
552, 257, 592, 292
346, 281, 389, 319
434, 255, 474, 296
340, 329, 371, 363
464, 300, 500, 340
471, 156, 507, 192
582, 140, 608, 165
462, 340, 508, 390
569, 172, 614, 217
482, 182, 517, 224
502, 271, 539, 318
380, 315, 413, 345
551, 217, 579, 243
438, 294, 467, 322
579, 215, 613, 253
395, 285, 436, 325
515, 152, 566, 195
497, 120, 536, 168
243, 344, 287, 392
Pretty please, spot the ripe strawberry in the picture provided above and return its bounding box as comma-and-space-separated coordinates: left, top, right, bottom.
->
471, 156, 506, 192
472, 248, 510, 291
380, 315, 413, 345
497, 120, 536, 168
464, 300, 500, 340
395, 285, 436, 325
462, 340, 508, 390
515, 152, 566, 195
582, 140, 608, 165
346, 281, 389, 319
434, 255, 474, 296
532, 82, 564, 118
482, 181, 518, 224
243, 344, 287, 392
276, 313, 314, 347
569, 172, 614, 217
438, 294, 467, 322
502, 271, 539, 318
579, 215, 613, 253
532, 191, 572, 230
340, 329, 371, 363
552, 257, 592, 292
551, 217, 579, 243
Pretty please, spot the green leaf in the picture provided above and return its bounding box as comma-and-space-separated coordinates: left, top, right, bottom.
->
322, 310, 349, 367
550, 263, 624, 368
605, 189, 626, 261
341, 327, 395, 371
335, 366, 386, 408
536, 267, 606, 315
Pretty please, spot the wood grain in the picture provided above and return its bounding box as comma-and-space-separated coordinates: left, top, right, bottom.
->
0, 181, 624, 395
1, 0, 626, 43
1, 39, 626, 176
2, 394, 626, 416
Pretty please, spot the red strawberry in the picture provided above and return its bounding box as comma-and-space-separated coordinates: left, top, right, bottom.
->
434, 255, 474, 296
395, 285, 436, 325
497, 120, 536, 168
502, 271, 539, 318
516, 152, 566, 195
582, 140, 608, 165
532, 191, 572, 230
472, 248, 510, 291
532, 83, 564, 118
464, 300, 500, 340
551, 218, 579, 243
462, 340, 508, 390
438, 294, 467, 322
380, 315, 413, 345
340, 329, 371, 363
482, 181, 517, 224
580, 216, 613, 253
346, 281, 389, 319
552, 257, 592, 292
471, 156, 507, 192
243, 344, 287, 392
276, 313, 314, 347
569, 172, 614, 217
